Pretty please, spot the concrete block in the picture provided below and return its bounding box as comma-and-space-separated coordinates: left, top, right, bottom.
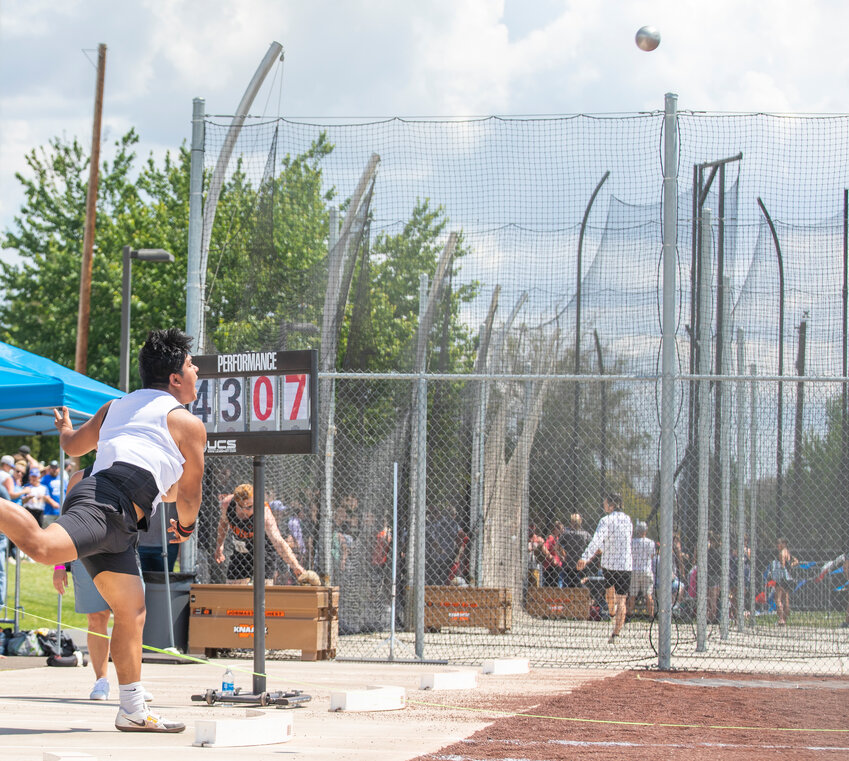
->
44, 754, 95, 761
193, 708, 294, 748
419, 670, 478, 690
329, 685, 406, 712
481, 658, 529, 675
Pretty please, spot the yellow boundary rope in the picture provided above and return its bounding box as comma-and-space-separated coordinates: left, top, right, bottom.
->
10, 609, 849, 735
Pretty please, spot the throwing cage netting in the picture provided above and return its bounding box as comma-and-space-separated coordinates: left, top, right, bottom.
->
191, 104, 849, 672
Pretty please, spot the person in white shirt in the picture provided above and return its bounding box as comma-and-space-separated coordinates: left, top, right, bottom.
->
627, 521, 657, 619
0, 328, 206, 734
576, 492, 633, 643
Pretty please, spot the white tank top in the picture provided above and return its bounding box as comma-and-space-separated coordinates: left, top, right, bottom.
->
92, 388, 185, 514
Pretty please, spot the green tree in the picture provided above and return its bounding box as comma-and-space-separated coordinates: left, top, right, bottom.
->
0, 130, 190, 387
204, 133, 335, 353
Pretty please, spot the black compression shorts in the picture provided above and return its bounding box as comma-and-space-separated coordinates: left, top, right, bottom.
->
603, 568, 631, 596
55, 462, 157, 578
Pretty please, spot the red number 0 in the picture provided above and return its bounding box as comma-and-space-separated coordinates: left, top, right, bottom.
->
285, 374, 306, 420
253, 376, 273, 421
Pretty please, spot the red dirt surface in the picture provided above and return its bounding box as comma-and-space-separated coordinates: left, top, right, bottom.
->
413, 670, 849, 760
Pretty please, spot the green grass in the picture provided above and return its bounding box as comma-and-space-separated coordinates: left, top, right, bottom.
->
3, 559, 89, 632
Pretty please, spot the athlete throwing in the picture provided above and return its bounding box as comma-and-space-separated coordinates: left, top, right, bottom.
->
0, 328, 206, 733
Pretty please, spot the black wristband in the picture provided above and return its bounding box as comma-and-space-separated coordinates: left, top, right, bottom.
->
175, 520, 195, 538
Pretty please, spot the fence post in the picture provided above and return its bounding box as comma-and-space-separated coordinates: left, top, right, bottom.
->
182, 96, 205, 575
719, 277, 732, 640
321, 378, 336, 583
749, 364, 759, 619
696, 208, 713, 652
658, 91, 678, 669
410, 274, 429, 658
736, 329, 747, 633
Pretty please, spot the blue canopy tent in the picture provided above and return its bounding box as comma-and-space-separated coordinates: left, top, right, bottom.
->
0, 341, 123, 436
0, 341, 124, 633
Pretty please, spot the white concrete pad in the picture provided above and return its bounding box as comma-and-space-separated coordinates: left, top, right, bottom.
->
193, 708, 294, 748
419, 670, 478, 690
481, 658, 530, 675
329, 685, 406, 712
44, 754, 95, 761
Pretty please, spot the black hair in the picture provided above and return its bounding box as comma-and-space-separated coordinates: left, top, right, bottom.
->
138, 328, 193, 388
605, 492, 623, 510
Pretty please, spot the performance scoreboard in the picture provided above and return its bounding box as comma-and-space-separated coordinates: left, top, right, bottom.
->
190, 349, 318, 456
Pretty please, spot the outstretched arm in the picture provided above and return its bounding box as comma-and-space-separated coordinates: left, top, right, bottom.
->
265, 506, 305, 577
54, 403, 110, 457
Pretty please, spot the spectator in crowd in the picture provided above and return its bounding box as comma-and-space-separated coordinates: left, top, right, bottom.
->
577, 492, 633, 643
287, 500, 306, 564
0, 455, 28, 502
426, 505, 463, 586
671, 532, 690, 606
770, 536, 798, 626
40, 460, 66, 526
137, 502, 179, 573
538, 521, 563, 587
816, 551, 849, 628
0, 473, 8, 612
628, 521, 656, 619
558, 513, 591, 587
13, 445, 39, 471
21, 467, 49, 527
214, 483, 309, 585
706, 533, 722, 623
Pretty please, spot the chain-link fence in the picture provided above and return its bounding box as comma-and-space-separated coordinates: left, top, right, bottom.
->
188, 99, 849, 672
194, 374, 849, 673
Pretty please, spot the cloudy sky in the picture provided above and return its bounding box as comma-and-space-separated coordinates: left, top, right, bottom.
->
0, 0, 846, 247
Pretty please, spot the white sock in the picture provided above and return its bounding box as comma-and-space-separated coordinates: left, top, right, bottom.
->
118, 682, 146, 715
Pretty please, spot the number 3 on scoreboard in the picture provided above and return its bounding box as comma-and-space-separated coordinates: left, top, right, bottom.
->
283, 374, 310, 429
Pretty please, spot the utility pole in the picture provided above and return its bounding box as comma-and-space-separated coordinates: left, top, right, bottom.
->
75, 43, 106, 374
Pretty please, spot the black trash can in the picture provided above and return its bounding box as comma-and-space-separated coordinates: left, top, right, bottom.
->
142, 571, 195, 652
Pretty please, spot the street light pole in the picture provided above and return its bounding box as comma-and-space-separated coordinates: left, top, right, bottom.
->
120, 247, 175, 392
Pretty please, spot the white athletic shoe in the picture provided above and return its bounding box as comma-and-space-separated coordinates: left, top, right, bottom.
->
115, 708, 185, 733
143, 688, 154, 702
90, 677, 110, 701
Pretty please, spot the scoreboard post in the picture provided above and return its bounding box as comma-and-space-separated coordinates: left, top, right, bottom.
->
190, 349, 318, 694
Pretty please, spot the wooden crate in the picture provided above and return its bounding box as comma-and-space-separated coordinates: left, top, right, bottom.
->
187, 584, 338, 660
424, 586, 512, 633
526, 586, 591, 620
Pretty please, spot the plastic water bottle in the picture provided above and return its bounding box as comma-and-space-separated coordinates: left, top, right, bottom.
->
221, 667, 234, 696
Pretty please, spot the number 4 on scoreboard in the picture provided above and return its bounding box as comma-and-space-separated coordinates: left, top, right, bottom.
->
282, 374, 310, 430
191, 378, 215, 432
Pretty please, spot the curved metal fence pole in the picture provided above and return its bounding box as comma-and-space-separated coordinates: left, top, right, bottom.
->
657, 92, 678, 670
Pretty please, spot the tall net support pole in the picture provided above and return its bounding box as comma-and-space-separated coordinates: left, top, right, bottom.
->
410, 274, 429, 658
736, 329, 747, 633
182, 96, 205, 575
197, 41, 283, 347
252, 455, 267, 695
322, 379, 336, 583
696, 208, 713, 653
749, 364, 759, 619
657, 92, 678, 670
719, 276, 732, 641
186, 97, 205, 350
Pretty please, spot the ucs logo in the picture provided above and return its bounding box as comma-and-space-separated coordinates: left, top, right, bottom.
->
207, 439, 237, 453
